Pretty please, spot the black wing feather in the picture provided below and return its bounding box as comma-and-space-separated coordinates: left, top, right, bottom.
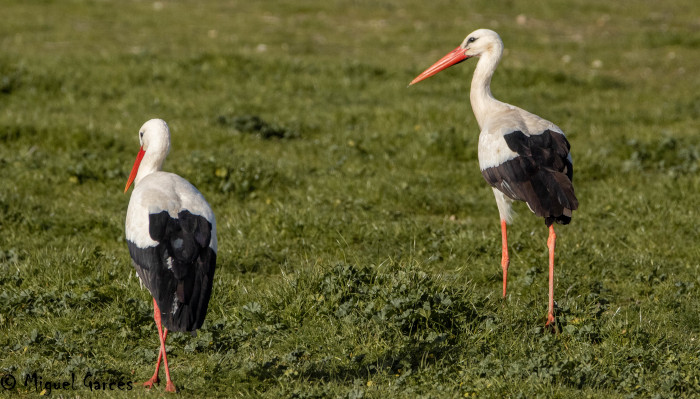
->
481, 130, 578, 226
127, 210, 216, 332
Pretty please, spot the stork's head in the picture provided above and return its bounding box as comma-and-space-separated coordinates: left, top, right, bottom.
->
124, 119, 171, 193
460, 29, 503, 59
409, 29, 503, 85
138, 119, 171, 153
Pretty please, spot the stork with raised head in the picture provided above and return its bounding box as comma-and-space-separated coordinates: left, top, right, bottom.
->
410, 29, 578, 326
124, 119, 217, 392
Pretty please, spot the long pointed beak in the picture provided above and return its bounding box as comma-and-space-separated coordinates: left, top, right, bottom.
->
409, 46, 470, 86
124, 147, 145, 193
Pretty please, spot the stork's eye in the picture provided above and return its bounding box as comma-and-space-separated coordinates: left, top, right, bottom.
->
467, 37, 477, 44
139, 132, 144, 138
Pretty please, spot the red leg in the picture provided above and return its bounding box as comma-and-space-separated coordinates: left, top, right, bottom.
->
145, 299, 177, 392
545, 225, 556, 326
143, 299, 162, 388
143, 302, 168, 388
500, 220, 510, 298
154, 303, 177, 392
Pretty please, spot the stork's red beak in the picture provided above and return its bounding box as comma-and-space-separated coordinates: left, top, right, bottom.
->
124, 147, 145, 193
409, 46, 470, 86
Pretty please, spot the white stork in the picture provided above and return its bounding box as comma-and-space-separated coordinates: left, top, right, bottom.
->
410, 29, 578, 326
124, 119, 217, 392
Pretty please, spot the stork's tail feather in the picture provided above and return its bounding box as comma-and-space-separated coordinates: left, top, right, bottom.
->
128, 210, 217, 333
162, 249, 216, 332
540, 169, 578, 226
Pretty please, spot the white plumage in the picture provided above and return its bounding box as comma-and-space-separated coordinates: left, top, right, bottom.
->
126, 171, 218, 250
124, 118, 217, 392
411, 29, 578, 327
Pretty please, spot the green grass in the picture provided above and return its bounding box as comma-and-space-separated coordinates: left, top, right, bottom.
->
1, 0, 699, 397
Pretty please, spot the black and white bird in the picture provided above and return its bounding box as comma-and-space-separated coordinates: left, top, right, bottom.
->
410, 29, 578, 326
124, 119, 217, 392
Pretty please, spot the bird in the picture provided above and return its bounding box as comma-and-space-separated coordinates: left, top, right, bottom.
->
124, 119, 217, 392
409, 29, 578, 326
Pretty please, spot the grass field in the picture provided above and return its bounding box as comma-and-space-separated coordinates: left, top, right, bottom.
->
1, 0, 699, 397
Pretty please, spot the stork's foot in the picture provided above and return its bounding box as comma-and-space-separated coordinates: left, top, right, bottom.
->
165, 381, 178, 393
545, 313, 555, 327
142, 375, 159, 389
544, 312, 560, 334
